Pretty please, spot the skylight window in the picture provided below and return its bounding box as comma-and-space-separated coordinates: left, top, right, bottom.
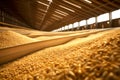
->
87, 17, 95, 24
37, 1, 48, 6
63, 0, 81, 9
84, 0, 92, 3
59, 5, 75, 12
73, 22, 79, 27
112, 9, 120, 19
80, 20, 86, 26
97, 13, 109, 22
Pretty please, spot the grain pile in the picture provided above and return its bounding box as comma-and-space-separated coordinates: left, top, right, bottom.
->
35, 35, 68, 41
0, 26, 44, 36
34, 29, 99, 40
0, 31, 38, 49
0, 28, 120, 80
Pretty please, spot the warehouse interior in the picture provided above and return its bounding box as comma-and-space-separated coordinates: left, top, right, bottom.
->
0, 0, 120, 80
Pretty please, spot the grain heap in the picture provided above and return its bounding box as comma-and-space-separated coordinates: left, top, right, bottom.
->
0, 26, 44, 36
34, 29, 98, 40
0, 31, 38, 49
0, 28, 120, 80
35, 36, 67, 41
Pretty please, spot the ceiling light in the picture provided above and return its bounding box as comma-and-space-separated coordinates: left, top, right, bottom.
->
51, 17, 60, 20
107, 21, 109, 24
84, 0, 92, 3
55, 11, 66, 16
59, 5, 75, 12
37, 1, 49, 6
47, 0, 52, 2
37, 8, 47, 13
55, 9, 69, 15
52, 14, 63, 19
55, 11, 68, 16
63, 0, 81, 9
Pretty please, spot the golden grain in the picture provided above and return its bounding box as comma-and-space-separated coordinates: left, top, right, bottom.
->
0, 31, 38, 49
0, 28, 120, 80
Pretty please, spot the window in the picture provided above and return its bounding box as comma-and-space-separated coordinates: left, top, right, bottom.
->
80, 20, 86, 26
69, 24, 73, 29
97, 13, 109, 22
62, 27, 64, 30
64, 25, 69, 30
87, 17, 95, 24
57, 29, 60, 31
112, 9, 120, 19
59, 28, 62, 31
73, 22, 79, 27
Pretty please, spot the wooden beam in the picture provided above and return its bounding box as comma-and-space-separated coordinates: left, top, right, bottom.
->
40, 3, 76, 30
70, 0, 101, 15
103, 0, 120, 9
42, 13, 86, 30
42, 1, 99, 30
47, 14, 89, 31
62, 0, 99, 16
79, 0, 108, 13
91, 0, 113, 11
114, 0, 120, 3
41, 4, 89, 30
55, 0, 95, 17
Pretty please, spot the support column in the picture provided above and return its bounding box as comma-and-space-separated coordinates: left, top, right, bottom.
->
72, 24, 74, 31
109, 12, 112, 28
86, 20, 88, 29
95, 16, 98, 29
67, 25, 69, 31
79, 21, 81, 30
1, 10, 4, 22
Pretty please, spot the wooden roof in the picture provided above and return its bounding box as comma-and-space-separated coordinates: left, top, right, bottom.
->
0, 0, 120, 31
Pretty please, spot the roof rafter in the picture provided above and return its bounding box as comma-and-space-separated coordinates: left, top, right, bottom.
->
70, 0, 102, 15
91, 0, 113, 11
103, 0, 120, 9
79, 0, 108, 13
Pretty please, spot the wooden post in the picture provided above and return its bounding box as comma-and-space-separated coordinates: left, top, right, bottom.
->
109, 12, 112, 28
95, 16, 98, 29
86, 19, 88, 29
2, 10, 4, 22
72, 24, 74, 31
